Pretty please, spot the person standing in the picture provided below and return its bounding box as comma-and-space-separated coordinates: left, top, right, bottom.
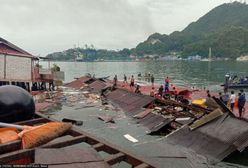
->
164, 83, 169, 93
173, 87, 178, 101
148, 72, 151, 82
130, 75, 135, 88
238, 89, 246, 118
151, 75, 154, 86
165, 76, 169, 86
206, 90, 211, 98
229, 91, 236, 112
219, 92, 223, 102
123, 74, 127, 84
113, 75, 117, 86
135, 85, 141, 94
158, 85, 163, 97
221, 90, 229, 105
150, 87, 155, 97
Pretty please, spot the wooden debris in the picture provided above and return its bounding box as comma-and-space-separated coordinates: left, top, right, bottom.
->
189, 108, 224, 130
133, 109, 153, 119
97, 115, 115, 123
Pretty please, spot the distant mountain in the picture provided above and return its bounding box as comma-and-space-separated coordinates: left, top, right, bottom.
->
132, 2, 248, 58
183, 2, 248, 35
47, 2, 248, 60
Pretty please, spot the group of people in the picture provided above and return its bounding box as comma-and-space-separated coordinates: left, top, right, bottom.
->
115, 74, 174, 98
149, 76, 179, 100
113, 74, 141, 94
217, 89, 246, 117
137, 72, 155, 86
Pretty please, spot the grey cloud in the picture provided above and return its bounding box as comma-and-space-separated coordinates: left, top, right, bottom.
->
0, 0, 227, 55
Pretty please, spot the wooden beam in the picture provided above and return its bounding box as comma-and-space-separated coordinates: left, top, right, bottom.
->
105, 152, 126, 165
34, 112, 160, 168
0, 140, 21, 155
92, 143, 104, 151
0, 149, 34, 164
15, 117, 49, 125
41, 135, 87, 148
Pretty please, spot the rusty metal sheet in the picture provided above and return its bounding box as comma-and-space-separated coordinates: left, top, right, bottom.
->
88, 80, 107, 93
168, 113, 248, 162
64, 77, 92, 89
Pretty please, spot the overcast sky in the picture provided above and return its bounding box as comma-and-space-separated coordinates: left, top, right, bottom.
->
0, 0, 229, 56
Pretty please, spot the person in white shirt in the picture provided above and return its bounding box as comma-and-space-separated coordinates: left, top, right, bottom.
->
230, 91, 236, 112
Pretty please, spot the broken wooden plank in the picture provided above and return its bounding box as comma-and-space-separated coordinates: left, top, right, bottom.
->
189, 108, 224, 130
97, 115, 115, 123
133, 109, 153, 119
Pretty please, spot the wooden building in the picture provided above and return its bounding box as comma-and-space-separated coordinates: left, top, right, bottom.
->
0, 37, 33, 89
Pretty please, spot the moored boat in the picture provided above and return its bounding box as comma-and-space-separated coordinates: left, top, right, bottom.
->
222, 73, 248, 89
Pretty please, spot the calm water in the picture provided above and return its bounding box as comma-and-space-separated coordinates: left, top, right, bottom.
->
42, 60, 248, 91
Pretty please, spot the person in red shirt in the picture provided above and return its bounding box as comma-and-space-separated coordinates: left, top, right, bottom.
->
165, 76, 169, 85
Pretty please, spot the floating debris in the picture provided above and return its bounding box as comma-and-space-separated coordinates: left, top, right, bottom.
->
124, 134, 139, 143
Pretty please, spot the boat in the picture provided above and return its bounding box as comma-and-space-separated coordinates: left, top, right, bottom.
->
221, 74, 248, 89
75, 53, 85, 62
221, 83, 248, 89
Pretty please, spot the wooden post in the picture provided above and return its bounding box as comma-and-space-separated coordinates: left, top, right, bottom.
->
29, 82, 32, 92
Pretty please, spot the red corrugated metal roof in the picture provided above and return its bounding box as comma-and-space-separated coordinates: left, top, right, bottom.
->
64, 77, 92, 89
0, 37, 33, 58
88, 80, 107, 93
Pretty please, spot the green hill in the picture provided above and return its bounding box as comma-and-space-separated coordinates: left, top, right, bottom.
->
183, 2, 248, 35
133, 2, 248, 59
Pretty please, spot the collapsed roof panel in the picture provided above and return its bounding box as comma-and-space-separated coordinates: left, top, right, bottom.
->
106, 89, 155, 113
167, 113, 248, 163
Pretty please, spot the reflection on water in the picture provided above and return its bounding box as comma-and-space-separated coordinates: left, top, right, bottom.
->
41, 60, 248, 91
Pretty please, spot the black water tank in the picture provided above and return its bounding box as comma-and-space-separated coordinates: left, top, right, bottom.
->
0, 85, 35, 123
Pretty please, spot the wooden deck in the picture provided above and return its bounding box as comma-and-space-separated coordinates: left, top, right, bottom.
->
0, 112, 159, 168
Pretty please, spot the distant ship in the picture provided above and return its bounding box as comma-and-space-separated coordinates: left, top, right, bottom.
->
75, 53, 85, 62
